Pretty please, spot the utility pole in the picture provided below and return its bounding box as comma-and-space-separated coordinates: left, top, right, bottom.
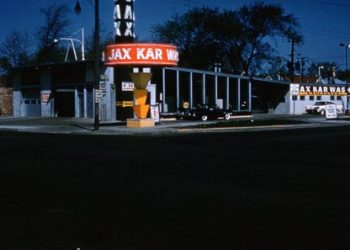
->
340, 43, 350, 113
290, 38, 295, 82
94, 0, 100, 130
299, 57, 308, 83
75, 0, 100, 130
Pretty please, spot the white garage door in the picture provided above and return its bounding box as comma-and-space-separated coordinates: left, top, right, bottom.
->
21, 91, 41, 117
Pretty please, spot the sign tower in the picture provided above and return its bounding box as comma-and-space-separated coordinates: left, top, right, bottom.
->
108, 0, 179, 127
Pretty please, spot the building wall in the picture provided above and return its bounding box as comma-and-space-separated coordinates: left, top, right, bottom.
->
288, 94, 347, 115
12, 63, 116, 121
0, 82, 13, 116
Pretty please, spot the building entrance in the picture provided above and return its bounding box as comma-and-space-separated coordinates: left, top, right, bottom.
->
55, 91, 75, 117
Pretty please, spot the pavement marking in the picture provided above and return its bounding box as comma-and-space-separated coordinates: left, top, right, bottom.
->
176, 124, 320, 133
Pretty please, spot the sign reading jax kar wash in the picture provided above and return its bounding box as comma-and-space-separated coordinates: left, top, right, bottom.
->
105, 43, 179, 66
290, 84, 350, 96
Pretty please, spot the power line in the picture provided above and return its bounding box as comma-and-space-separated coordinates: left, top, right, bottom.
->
310, 0, 350, 7
302, 29, 350, 39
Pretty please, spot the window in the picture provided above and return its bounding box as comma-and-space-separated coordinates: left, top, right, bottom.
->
309, 96, 314, 101
300, 96, 305, 101
317, 96, 322, 100
330, 96, 335, 101
24, 100, 30, 104
292, 95, 297, 101
337, 96, 342, 100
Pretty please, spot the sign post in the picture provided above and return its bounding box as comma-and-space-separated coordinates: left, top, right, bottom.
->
325, 104, 337, 119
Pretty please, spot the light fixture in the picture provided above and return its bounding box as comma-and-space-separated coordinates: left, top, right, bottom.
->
74, 0, 82, 15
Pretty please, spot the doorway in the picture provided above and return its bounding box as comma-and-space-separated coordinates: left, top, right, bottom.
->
55, 91, 75, 117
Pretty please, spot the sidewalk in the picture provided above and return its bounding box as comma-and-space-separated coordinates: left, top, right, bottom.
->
1, 114, 350, 135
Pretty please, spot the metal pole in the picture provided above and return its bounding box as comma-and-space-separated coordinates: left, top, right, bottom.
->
226, 77, 229, 109
81, 28, 85, 61
202, 74, 206, 104
290, 38, 295, 82
189, 72, 193, 109
248, 79, 252, 112
214, 75, 218, 106
65, 42, 71, 62
176, 70, 180, 110
162, 68, 166, 113
346, 46, 348, 73
71, 40, 78, 61
237, 78, 241, 112
347, 47, 349, 113
94, 0, 100, 130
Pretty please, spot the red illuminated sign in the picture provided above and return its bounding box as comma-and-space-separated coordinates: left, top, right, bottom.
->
105, 43, 179, 66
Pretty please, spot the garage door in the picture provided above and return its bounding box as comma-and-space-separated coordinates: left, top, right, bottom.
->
22, 91, 41, 117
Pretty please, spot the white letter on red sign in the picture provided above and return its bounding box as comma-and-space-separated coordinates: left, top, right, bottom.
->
122, 48, 131, 59
137, 48, 146, 60
125, 22, 133, 37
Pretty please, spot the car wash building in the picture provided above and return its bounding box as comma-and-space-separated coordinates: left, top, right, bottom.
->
12, 0, 300, 120
12, 61, 116, 120
285, 83, 350, 114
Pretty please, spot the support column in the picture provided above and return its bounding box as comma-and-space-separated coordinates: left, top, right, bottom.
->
127, 68, 154, 128
202, 74, 206, 104
162, 68, 167, 112
40, 69, 53, 117
189, 72, 193, 108
176, 70, 180, 110
248, 79, 252, 112
226, 77, 230, 109
237, 78, 241, 112
84, 87, 88, 118
214, 75, 218, 105
74, 87, 80, 118
12, 71, 22, 117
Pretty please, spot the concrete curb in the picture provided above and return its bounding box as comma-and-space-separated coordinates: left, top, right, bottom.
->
1, 115, 350, 136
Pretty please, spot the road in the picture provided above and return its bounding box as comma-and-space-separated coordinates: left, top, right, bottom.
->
0, 127, 350, 249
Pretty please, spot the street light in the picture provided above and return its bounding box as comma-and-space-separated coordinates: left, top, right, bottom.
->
318, 65, 324, 77
75, 0, 100, 130
53, 28, 85, 62
339, 42, 350, 113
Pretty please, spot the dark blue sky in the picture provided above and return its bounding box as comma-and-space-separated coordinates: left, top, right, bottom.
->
1, 0, 350, 70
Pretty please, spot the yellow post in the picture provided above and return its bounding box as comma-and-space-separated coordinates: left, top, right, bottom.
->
127, 72, 155, 128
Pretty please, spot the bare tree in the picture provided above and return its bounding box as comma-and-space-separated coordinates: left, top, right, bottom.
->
0, 30, 33, 67
36, 2, 71, 63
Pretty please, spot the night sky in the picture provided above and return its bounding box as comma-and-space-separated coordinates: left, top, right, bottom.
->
1, 0, 350, 70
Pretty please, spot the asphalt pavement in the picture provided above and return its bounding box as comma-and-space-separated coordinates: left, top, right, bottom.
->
1, 114, 350, 135
1, 121, 350, 249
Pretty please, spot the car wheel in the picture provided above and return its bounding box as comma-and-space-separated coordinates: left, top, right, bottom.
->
320, 110, 325, 116
201, 115, 208, 121
224, 113, 230, 120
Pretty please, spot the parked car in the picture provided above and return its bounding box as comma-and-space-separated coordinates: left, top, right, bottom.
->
180, 104, 231, 121
305, 101, 343, 115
